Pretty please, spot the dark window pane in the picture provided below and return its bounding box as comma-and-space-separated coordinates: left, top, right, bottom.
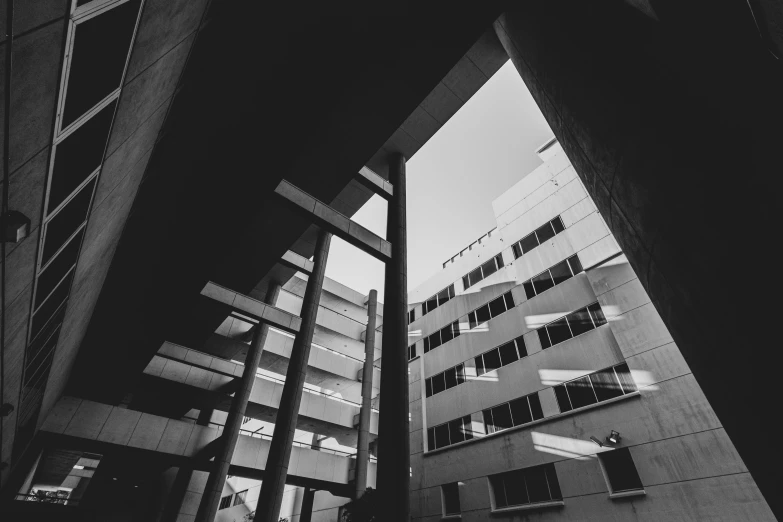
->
434, 424, 450, 448
490, 403, 513, 431
510, 397, 532, 426
483, 349, 501, 373
31, 273, 73, 340
532, 271, 555, 295
427, 428, 435, 450
602, 448, 643, 492
512, 243, 523, 259
42, 177, 96, 265
442, 483, 461, 514
529, 393, 544, 420
525, 466, 552, 503
408, 309, 415, 324
425, 379, 433, 397
488, 296, 506, 318
520, 233, 539, 254
504, 292, 515, 309
491, 476, 508, 508
551, 216, 565, 233
425, 296, 437, 314
566, 376, 598, 409
538, 328, 552, 349
523, 280, 536, 299
452, 321, 461, 339
462, 275, 470, 290
495, 254, 504, 269
482, 258, 498, 278
545, 464, 563, 500
423, 337, 430, 353
515, 337, 528, 358
554, 385, 572, 412
567, 307, 594, 337
536, 222, 556, 243
475, 355, 486, 376
549, 260, 573, 286
35, 228, 84, 308
468, 267, 483, 287
591, 369, 624, 402
430, 332, 442, 350
432, 373, 446, 394
455, 364, 466, 385
448, 284, 455, 298
444, 368, 458, 389
614, 363, 637, 394
468, 311, 478, 330
409, 344, 417, 359
482, 409, 495, 434
547, 317, 573, 345
437, 288, 450, 305
504, 471, 530, 507
50, 100, 117, 212
567, 255, 583, 274
475, 304, 491, 325
440, 324, 454, 344
588, 302, 608, 326
498, 341, 519, 366
449, 420, 465, 444
62, 0, 141, 127
462, 416, 473, 440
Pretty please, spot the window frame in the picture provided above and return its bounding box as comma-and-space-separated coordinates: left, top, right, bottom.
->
598, 447, 645, 497
512, 216, 567, 259
489, 463, 563, 511
441, 482, 462, 516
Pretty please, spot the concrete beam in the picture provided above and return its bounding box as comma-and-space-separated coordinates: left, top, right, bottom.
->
355, 167, 393, 201
200, 282, 301, 334
274, 180, 392, 262
280, 249, 314, 275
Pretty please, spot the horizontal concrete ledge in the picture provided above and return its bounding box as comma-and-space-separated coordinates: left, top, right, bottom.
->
201, 281, 302, 334
490, 500, 565, 514
274, 179, 392, 262
355, 166, 393, 200
280, 249, 314, 275
609, 489, 646, 500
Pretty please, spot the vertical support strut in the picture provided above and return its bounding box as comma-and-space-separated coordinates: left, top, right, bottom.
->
355, 289, 378, 499
194, 283, 281, 522
255, 229, 332, 521
376, 153, 409, 521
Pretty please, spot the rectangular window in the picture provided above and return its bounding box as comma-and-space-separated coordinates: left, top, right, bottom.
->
488, 295, 507, 318
491, 463, 562, 509
475, 304, 491, 325
488, 403, 513, 432
532, 271, 555, 295
600, 448, 643, 493
442, 483, 461, 515
588, 302, 608, 326
483, 349, 501, 373
219, 495, 232, 510
444, 367, 458, 389
434, 424, 450, 449
440, 323, 454, 344
475, 354, 485, 376
408, 308, 416, 324
498, 341, 519, 365
425, 378, 433, 398
515, 336, 527, 358
408, 344, 417, 360
509, 396, 532, 426
566, 375, 598, 409
427, 428, 436, 450
549, 259, 573, 286
423, 337, 430, 354
536, 221, 556, 244
518, 233, 539, 255
430, 331, 442, 350
537, 302, 606, 349
432, 373, 446, 394
423, 284, 456, 317
547, 317, 572, 345
512, 243, 523, 258
233, 490, 247, 506
449, 419, 465, 444
555, 364, 637, 413
462, 255, 505, 289
512, 216, 566, 259
455, 364, 466, 385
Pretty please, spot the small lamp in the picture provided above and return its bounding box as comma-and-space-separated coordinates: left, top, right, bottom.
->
607, 430, 621, 445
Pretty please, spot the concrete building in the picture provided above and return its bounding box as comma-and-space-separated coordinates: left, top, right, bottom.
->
406, 140, 776, 521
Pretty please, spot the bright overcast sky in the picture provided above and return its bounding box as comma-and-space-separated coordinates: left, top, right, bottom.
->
324, 61, 553, 302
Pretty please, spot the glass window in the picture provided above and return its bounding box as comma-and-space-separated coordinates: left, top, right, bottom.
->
408, 309, 416, 324
538, 328, 552, 349
437, 287, 451, 306
529, 393, 544, 420
554, 385, 572, 412
547, 317, 573, 345
525, 466, 552, 503
566, 376, 598, 409
432, 373, 446, 394
515, 336, 528, 358
482, 258, 498, 278
498, 341, 519, 365
42, 177, 96, 264
549, 260, 573, 286
423, 337, 430, 353
444, 367, 458, 389
536, 222, 556, 243
491, 464, 561, 509
532, 271, 555, 295
425, 296, 437, 314
495, 254, 505, 269
614, 363, 637, 394
512, 243, 523, 259
510, 397, 532, 426
462, 275, 470, 289
430, 331, 442, 350
567, 307, 594, 337
434, 424, 450, 449
448, 419, 465, 444
545, 464, 563, 500
567, 254, 583, 274
475, 304, 491, 325
452, 321, 461, 339
482, 409, 495, 434
488, 295, 506, 318
425, 378, 433, 397
475, 354, 486, 376
551, 216, 565, 234
442, 483, 461, 515
468, 267, 483, 287
520, 233, 539, 254
448, 284, 456, 298
490, 475, 508, 508
468, 311, 478, 330
490, 403, 513, 431
483, 349, 501, 373
591, 368, 624, 402
219, 495, 232, 510
504, 473, 530, 507
504, 292, 515, 309
601, 448, 643, 492
588, 302, 608, 326
461, 416, 474, 440
233, 490, 248, 506
523, 280, 536, 299
427, 428, 435, 450
440, 324, 454, 344
455, 364, 466, 385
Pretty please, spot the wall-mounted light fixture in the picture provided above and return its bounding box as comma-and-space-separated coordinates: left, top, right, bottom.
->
607, 430, 621, 445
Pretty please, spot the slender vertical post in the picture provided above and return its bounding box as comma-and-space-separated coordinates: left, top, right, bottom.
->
354, 289, 378, 499
299, 487, 316, 522
377, 153, 409, 521
255, 229, 332, 521
194, 283, 281, 522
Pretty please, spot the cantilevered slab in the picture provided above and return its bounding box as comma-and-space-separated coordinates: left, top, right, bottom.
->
274, 180, 392, 262
201, 282, 302, 334
280, 250, 314, 275
355, 166, 393, 201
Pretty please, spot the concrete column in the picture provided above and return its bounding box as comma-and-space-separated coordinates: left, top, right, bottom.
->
194, 283, 281, 522
376, 154, 409, 521
255, 229, 332, 521
299, 487, 316, 522
354, 289, 378, 499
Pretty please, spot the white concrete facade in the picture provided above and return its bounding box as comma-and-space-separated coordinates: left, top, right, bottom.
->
408, 141, 774, 521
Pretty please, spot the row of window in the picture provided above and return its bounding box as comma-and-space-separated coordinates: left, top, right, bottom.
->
218, 489, 248, 510
427, 364, 637, 451
462, 254, 505, 290
419, 290, 516, 356
440, 449, 642, 515
523, 255, 583, 300
511, 216, 566, 259
538, 302, 607, 349
424, 335, 528, 398
422, 283, 455, 317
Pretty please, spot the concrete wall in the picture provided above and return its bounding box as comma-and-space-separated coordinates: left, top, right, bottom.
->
408, 144, 774, 521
